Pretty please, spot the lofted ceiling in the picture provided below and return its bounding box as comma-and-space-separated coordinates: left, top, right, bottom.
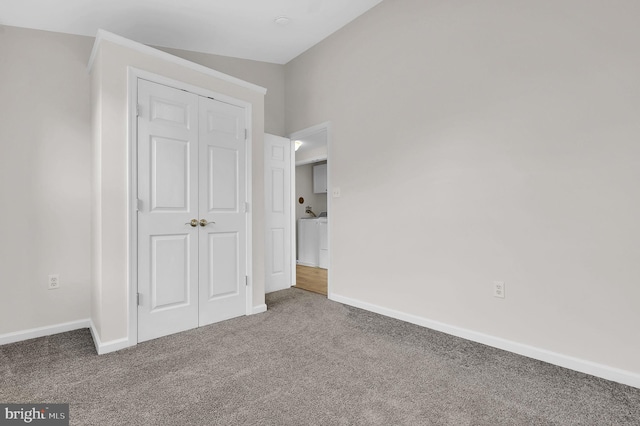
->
0, 0, 383, 64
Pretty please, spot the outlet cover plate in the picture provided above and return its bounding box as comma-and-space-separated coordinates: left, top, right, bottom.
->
48, 274, 60, 290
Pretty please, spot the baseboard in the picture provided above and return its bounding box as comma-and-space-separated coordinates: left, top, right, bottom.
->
265, 285, 290, 294
0, 319, 91, 346
330, 293, 640, 389
89, 304, 267, 354
89, 321, 131, 355
252, 304, 267, 315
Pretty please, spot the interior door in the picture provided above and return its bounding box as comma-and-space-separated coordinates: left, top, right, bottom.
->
137, 80, 200, 342
137, 80, 249, 341
264, 134, 292, 293
198, 97, 247, 326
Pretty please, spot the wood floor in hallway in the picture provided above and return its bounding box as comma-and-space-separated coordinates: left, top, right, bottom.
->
295, 264, 327, 296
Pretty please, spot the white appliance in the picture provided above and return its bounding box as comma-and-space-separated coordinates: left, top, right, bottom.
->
297, 217, 328, 269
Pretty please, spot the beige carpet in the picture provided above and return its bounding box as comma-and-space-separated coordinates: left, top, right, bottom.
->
1, 288, 639, 425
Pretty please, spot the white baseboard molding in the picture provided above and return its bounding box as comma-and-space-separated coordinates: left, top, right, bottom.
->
89, 321, 131, 355
252, 304, 267, 315
0, 319, 91, 346
265, 285, 290, 294
330, 293, 640, 389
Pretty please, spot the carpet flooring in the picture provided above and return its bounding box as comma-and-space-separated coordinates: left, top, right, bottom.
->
1, 288, 639, 425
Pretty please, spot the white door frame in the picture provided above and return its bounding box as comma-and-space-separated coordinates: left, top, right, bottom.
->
288, 122, 332, 296
127, 67, 254, 345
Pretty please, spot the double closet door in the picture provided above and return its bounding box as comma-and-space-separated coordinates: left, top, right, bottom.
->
137, 79, 248, 343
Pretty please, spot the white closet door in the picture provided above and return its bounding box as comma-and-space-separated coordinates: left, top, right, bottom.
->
137, 80, 200, 342
198, 97, 247, 326
264, 134, 292, 293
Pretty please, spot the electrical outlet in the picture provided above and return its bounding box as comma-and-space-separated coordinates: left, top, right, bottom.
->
493, 281, 505, 298
48, 274, 60, 290
332, 187, 341, 198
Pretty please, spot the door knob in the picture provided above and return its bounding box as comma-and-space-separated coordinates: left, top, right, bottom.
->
185, 219, 198, 227
199, 219, 215, 227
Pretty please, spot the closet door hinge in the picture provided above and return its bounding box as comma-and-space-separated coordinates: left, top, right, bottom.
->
137, 293, 141, 306
136, 104, 141, 117
136, 198, 142, 211
244, 129, 248, 140
245, 276, 249, 286
244, 202, 250, 213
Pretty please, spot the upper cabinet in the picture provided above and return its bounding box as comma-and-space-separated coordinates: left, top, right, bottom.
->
313, 163, 327, 194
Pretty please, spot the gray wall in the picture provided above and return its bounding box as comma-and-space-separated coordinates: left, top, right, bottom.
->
285, 0, 640, 375
158, 46, 285, 136
0, 26, 93, 334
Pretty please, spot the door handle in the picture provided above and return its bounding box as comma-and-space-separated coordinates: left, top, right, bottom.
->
199, 219, 215, 227
185, 219, 198, 227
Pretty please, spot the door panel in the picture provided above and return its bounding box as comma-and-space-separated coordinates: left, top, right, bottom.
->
271, 168, 284, 212
271, 228, 285, 274
198, 97, 247, 326
151, 137, 190, 211
206, 110, 240, 136
150, 235, 191, 310
207, 232, 240, 299
208, 146, 238, 212
151, 97, 191, 127
138, 80, 200, 343
264, 134, 292, 293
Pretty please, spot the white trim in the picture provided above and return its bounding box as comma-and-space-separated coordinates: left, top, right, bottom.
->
325, 124, 333, 299
330, 293, 640, 389
289, 122, 332, 141
244, 107, 254, 317
295, 155, 328, 167
128, 68, 254, 348
131, 68, 255, 113
252, 304, 268, 315
127, 68, 139, 348
88, 29, 267, 95
290, 139, 297, 288
89, 321, 131, 355
0, 319, 90, 346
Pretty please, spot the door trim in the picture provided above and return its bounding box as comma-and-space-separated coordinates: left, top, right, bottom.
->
127, 67, 254, 346
288, 122, 332, 297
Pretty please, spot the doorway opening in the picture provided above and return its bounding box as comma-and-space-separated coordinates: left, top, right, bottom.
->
289, 123, 331, 297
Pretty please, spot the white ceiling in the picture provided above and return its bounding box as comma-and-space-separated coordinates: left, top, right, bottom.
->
295, 129, 327, 156
0, 0, 383, 64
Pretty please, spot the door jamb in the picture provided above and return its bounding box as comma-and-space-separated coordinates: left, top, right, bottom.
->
290, 139, 296, 287
288, 122, 332, 297
127, 67, 254, 346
